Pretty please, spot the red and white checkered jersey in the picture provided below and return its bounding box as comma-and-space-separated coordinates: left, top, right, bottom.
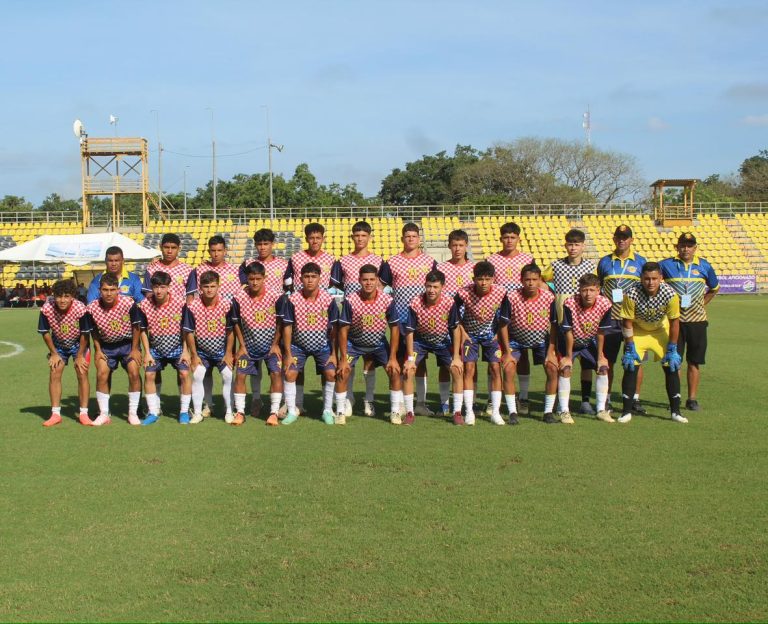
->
87, 296, 139, 344
380, 252, 437, 320
487, 251, 535, 291
500, 288, 555, 347
240, 256, 289, 293
142, 260, 196, 299
233, 288, 282, 357
195, 261, 242, 300
38, 299, 90, 351
455, 285, 507, 340
561, 294, 613, 349
332, 252, 384, 295
182, 296, 236, 361
403, 293, 459, 348
138, 294, 186, 358
338, 290, 398, 349
288, 250, 336, 291
282, 289, 336, 352
436, 260, 475, 299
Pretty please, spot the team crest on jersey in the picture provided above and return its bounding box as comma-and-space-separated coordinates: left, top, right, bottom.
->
539, 308, 548, 318
627, 266, 637, 273
225, 275, 235, 282
172, 314, 181, 321
120, 285, 129, 293
175, 276, 184, 283
122, 314, 130, 322
692, 269, 700, 276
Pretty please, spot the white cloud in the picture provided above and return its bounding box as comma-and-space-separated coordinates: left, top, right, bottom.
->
741, 114, 768, 126
647, 116, 670, 131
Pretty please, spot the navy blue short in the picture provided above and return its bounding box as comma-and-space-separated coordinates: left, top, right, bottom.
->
509, 340, 548, 366
101, 340, 136, 371
556, 337, 600, 371
287, 344, 335, 374
236, 352, 281, 375
603, 331, 624, 364
52, 344, 89, 365
145, 355, 189, 373
345, 341, 390, 369
400, 339, 453, 368
462, 335, 501, 363
197, 355, 230, 373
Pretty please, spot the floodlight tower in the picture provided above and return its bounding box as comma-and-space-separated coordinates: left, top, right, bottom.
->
582, 106, 592, 146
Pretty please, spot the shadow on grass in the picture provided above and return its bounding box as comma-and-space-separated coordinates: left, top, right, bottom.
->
21, 396, 131, 422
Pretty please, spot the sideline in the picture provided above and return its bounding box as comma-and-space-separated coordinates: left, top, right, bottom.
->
0, 341, 24, 359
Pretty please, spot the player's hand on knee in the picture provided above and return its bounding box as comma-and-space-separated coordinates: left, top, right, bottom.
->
662, 344, 682, 372
450, 356, 463, 376
222, 353, 234, 369
385, 358, 400, 377
622, 343, 639, 371
144, 354, 156, 368
47, 353, 63, 370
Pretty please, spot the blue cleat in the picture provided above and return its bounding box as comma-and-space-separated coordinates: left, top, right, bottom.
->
178, 412, 191, 425
282, 410, 299, 425
142, 413, 160, 426
322, 409, 335, 425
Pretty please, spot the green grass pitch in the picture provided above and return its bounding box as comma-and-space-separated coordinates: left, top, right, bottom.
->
0, 297, 766, 622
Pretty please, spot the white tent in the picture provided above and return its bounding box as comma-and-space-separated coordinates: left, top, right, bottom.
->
0, 232, 158, 266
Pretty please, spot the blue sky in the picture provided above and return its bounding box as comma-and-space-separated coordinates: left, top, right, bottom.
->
1, 0, 767, 205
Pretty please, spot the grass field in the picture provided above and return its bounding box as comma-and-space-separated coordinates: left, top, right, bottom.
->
1, 296, 767, 622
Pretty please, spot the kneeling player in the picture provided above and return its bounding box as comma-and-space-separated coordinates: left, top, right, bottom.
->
498, 264, 559, 424
182, 271, 236, 423
233, 262, 284, 426
335, 264, 400, 425
548, 273, 613, 424
618, 262, 685, 423
400, 270, 462, 426
38, 279, 92, 426
138, 271, 192, 425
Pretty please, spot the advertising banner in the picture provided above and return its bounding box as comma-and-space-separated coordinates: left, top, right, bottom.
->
717, 274, 757, 294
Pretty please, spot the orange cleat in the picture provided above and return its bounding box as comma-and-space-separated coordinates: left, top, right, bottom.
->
43, 413, 62, 427
231, 412, 245, 426
79, 413, 94, 426
266, 413, 279, 426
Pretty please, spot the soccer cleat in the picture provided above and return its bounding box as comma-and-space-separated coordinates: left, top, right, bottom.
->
344, 399, 353, 418
92, 413, 111, 426
201, 403, 212, 419
631, 399, 647, 415
231, 412, 245, 426
224, 411, 235, 424
441, 401, 451, 417
452, 411, 464, 426
178, 412, 191, 425
490, 412, 506, 426
142, 413, 160, 426
542, 412, 558, 424
671, 412, 689, 424
414, 403, 434, 416
277, 403, 288, 419
363, 401, 375, 418
389, 411, 402, 425
189, 410, 204, 424
266, 413, 279, 426
322, 409, 335, 425
403, 411, 415, 425
43, 413, 62, 427
508, 413, 519, 425
79, 413, 94, 426
464, 412, 476, 426
518, 399, 530, 415
128, 414, 141, 426
578, 401, 595, 415
685, 399, 700, 411
484, 402, 494, 417
559, 412, 575, 425
596, 410, 615, 423
282, 410, 299, 425
334, 412, 347, 425
617, 413, 632, 424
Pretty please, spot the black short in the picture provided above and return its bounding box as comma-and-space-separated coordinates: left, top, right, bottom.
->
677, 321, 708, 365
603, 332, 623, 364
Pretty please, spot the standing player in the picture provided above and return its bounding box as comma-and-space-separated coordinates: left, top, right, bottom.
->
232, 262, 284, 426
239, 228, 290, 293
331, 221, 384, 417
335, 264, 400, 425
86, 246, 144, 304
137, 271, 192, 425
400, 270, 462, 426
182, 271, 237, 423
660, 232, 719, 411
549, 274, 614, 424
498, 264, 559, 424
455, 261, 507, 425
597, 225, 646, 413
379, 223, 437, 416
86, 274, 143, 426
37, 279, 92, 427
280, 263, 339, 425
618, 262, 685, 424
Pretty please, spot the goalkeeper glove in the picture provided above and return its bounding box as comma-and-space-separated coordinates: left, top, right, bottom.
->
622, 342, 640, 371
662, 343, 682, 372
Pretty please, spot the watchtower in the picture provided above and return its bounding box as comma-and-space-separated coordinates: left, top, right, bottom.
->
651, 179, 698, 227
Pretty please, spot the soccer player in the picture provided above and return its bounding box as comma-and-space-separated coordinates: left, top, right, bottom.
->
239, 228, 290, 293
86, 273, 143, 426
455, 261, 507, 425
280, 262, 339, 425
436, 229, 475, 417
400, 270, 462, 426
618, 262, 686, 424
86, 245, 144, 303
597, 225, 647, 413
379, 223, 437, 416
660, 232, 719, 411
542, 228, 597, 416
182, 271, 237, 423
335, 264, 400, 425
37, 279, 92, 427
498, 264, 559, 424
137, 271, 192, 425
331, 221, 384, 418
548, 273, 614, 424
232, 262, 284, 426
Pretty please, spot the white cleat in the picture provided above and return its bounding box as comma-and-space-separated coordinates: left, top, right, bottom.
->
559, 412, 574, 425
224, 411, 234, 424
490, 412, 506, 426
344, 399, 353, 418
127, 413, 141, 426
189, 410, 204, 424
335, 412, 347, 425
201, 403, 212, 419
484, 402, 494, 417
465, 412, 476, 426
414, 403, 434, 416
389, 411, 402, 425
363, 401, 375, 418
671, 413, 688, 424
617, 413, 632, 424
92, 413, 111, 426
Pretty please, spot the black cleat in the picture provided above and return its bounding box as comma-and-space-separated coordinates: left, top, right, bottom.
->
543, 412, 558, 424
685, 399, 700, 411
632, 399, 647, 415
508, 413, 519, 425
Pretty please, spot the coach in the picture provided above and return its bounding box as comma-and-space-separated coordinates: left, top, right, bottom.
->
86, 246, 145, 304
660, 233, 719, 411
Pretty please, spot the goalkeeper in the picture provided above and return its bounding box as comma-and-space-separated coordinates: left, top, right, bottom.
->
618, 262, 686, 424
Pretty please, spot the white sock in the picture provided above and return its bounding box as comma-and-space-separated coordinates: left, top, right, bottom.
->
557, 376, 571, 413
463, 390, 475, 415
518, 375, 530, 400
390, 390, 403, 413
544, 393, 556, 414
296, 384, 305, 409
270, 392, 282, 413
347, 367, 356, 406
505, 394, 517, 415
633, 393, 640, 401
234, 392, 246, 413
284, 381, 297, 412
596, 374, 609, 411
146, 392, 160, 415
79, 406, 89, 415
96, 391, 110, 416
128, 391, 141, 417
203, 369, 214, 405
180, 394, 191, 414
452, 392, 463, 413
403, 393, 414, 414
490, 390, 502, 416
51, 406, 61, 415
364, 369, 376, 401
439, 381, 450, 405
323, 381, 335, 412
335, 391, 347, 414
221, 367, 233, 414
416, 375, 427, 404
192, 366, 206, 414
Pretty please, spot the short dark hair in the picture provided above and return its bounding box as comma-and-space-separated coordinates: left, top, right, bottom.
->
358, 263, 379, 277
352, 221, 372, 234
641, 261, 661, 274
245, 261, 265, 276
565, 229, 586, 243
448, 229, 469, 244
402, 222, 420, 236
578, 273, 600, 288
100, 273, 119, 288
150, 271, 171, 286
52, 279, 77, 297
208, 235, 226, 248
301, 262, 321, 276
520, 263, 541, 278
500, 222, 521, 236
253, 228, 275, 243
425, 270, 445, 285
160, 233, 181, 246
199, 270, 220, 286
104, 246, 123, 259
473, 261, 495, 279
304, 223, 325, 237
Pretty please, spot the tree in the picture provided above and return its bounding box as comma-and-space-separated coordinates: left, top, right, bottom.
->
38, 193, 80, 213
0, 195, 33, 212
738, 149, 768, 200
